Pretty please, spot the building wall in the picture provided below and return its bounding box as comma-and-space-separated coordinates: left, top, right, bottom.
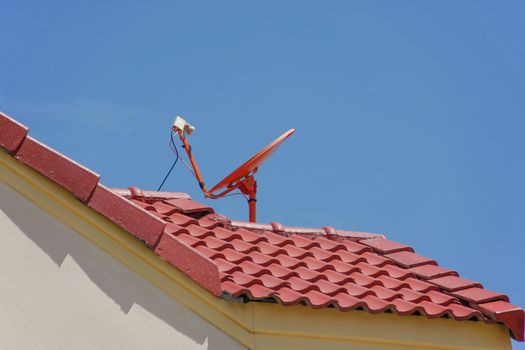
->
0, 181, 247, 350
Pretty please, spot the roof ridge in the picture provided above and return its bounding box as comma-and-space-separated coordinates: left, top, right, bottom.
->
112, 186, 385, 241
112, 186, 191, 201
228, 220, 385, 241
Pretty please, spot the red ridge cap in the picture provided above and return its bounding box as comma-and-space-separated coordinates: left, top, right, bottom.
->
451, 287, 509, 304
229, 220, 384, 240
428, 275, 482, 292
164, 198, 214, 215
15, 136, 99, 202
476, 301, 524, 341
0, 112, 29, 153
155, 232, 222, 296
112, 187, 191, 201
384, 251, 437, 268
407, 265, 458, 279
88, 184, 166, 246
360, 238, 414, 254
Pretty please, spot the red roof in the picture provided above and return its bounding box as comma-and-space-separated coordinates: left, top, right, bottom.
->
1, 112, 524, 341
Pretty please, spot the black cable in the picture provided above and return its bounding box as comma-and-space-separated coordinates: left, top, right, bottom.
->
157, 131, 249, 201
157, 132, 179, 191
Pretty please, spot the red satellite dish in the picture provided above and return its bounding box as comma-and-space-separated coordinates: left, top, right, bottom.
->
172, 116, 295, 223
209, 128, 295, 194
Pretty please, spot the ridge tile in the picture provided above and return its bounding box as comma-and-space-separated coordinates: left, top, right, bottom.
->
88, 185, 165, 246
477, 301, 524, 341
164, 198, 214, 215
0, 112, 28, 153
408, 264, 458, 279
385, 251, 437, 268
451, 287, 508, 304
429, 275, 482, 292
17, 137, 100, 202
360, 238, 414, 254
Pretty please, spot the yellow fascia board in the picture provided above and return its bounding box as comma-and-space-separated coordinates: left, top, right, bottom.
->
0, 149, 511, 350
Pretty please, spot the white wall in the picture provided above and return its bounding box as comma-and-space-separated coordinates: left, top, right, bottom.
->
0, 181, 247, 350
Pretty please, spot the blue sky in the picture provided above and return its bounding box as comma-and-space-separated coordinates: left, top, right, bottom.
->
2, 1, 524, 347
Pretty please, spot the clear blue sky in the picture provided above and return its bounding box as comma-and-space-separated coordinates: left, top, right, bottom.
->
2, 1, 524, 347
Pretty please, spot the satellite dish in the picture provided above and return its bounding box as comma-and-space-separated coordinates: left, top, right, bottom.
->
171, 116, 295, 222
209, 128, 295, 193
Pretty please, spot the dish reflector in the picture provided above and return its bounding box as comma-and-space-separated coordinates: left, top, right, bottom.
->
209, 128, 295, 194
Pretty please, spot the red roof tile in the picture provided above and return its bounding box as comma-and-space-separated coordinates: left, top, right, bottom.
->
425, 290, 456, 305
407, 264, 458, 279
451, 287, 509, 304
16, 137, 100, 202
88, 184, 166, 246
154, 232, 222, 296
163, 198, 214, 215
0, 111, 523, 341
112, 187, 190, 200
0, 112, 28, 153
477, 301, 525, 341
164, 223, 188, 236
397, 288, 431, 303
360, 238, 414, 254
428, 275, 482, 292
384, 251, 437, 268
382, 264, 413, 279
